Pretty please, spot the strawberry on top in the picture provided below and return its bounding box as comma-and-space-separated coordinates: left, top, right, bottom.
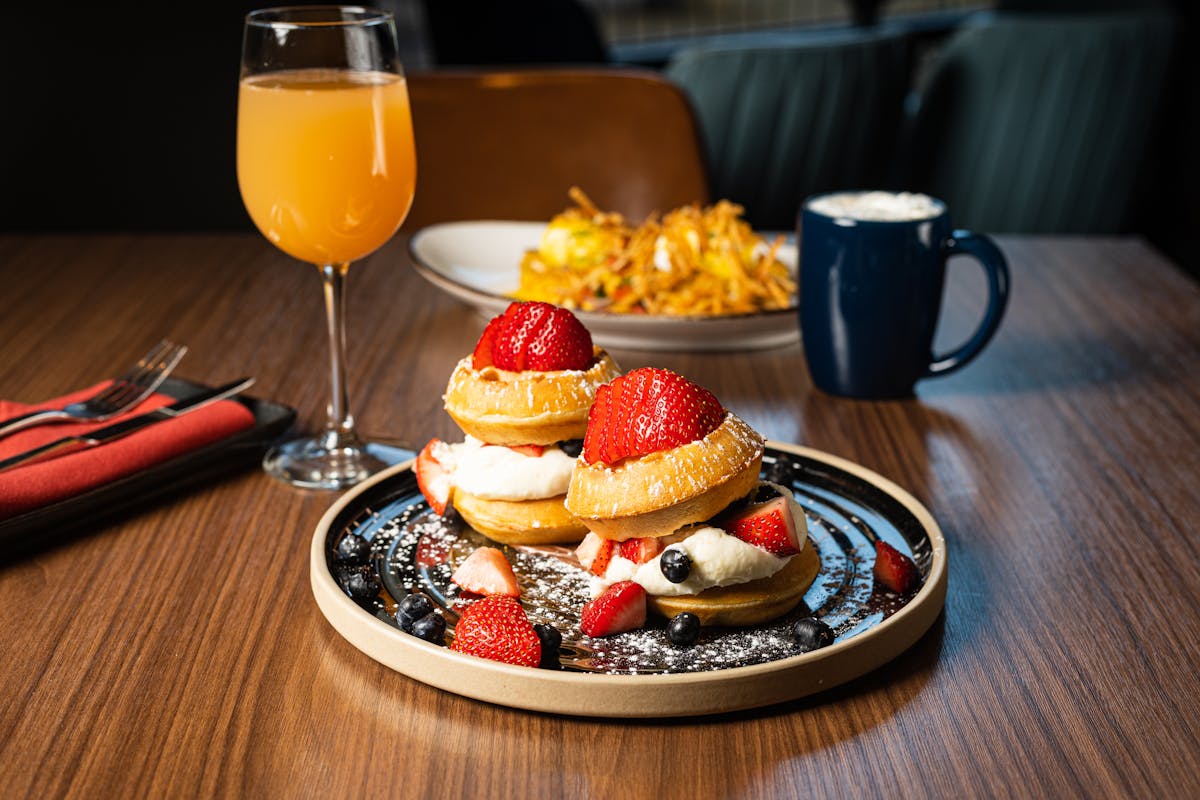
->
472, 301, 594, 372
582, 367, 725, 465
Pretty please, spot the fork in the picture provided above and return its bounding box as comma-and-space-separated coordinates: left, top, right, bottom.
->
0, 340, 188, 439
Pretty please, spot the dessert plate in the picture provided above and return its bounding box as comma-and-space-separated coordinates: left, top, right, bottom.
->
408, 221, 799, 352
311, 442, 947, 718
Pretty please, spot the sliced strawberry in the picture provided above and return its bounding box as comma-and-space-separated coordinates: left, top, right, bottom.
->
582, 368, 724, 465
451, 546, 521, 597
721, 495, 802, 557
450, 595, 541, 667
574, 533, 617, 577
415, 439, 452, 515
580, 580, 647, 637
618, 536, 663, 564
873, 540, 921, 594
471, 315, 504, 369
415, 535, 451, 568
523, 305, 594, 371
479, 301, 594, 372
493, 301, 549, 370
589, 538, 615, 577
574, 532, 603, 569
505, 443, 545, 458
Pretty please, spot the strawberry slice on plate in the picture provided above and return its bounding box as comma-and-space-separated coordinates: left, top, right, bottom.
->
721, 495, 803, 557
451, 546, 521, 597
450, 595, 541, 667
582, 368, 724, 465
415, 439, 452, 515
873, 540, 922, 594
580, 580, 647, 637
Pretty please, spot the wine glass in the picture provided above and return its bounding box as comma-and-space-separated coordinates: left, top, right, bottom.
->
237, 6, 416, 489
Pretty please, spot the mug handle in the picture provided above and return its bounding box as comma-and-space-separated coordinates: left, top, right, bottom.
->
925, 230, 1010, 377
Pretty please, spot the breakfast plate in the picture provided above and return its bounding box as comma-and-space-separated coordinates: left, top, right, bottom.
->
310, 442, 947, 717
408, 221, 799, 352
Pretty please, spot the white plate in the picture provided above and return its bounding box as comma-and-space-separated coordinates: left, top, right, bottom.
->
408, 221, 799, 352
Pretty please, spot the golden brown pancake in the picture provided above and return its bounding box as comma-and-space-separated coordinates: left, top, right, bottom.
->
648, 537, 820, 626
444, 348, 620, 446
565, 413, 764, 540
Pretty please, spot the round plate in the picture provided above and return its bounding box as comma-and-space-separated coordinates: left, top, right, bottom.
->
407, 220, 799, 352
311, 443, 946, 717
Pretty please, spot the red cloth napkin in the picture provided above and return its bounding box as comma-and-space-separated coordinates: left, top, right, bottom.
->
0, 382, 257, 520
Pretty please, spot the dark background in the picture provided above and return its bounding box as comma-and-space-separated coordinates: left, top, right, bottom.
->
1, 1, 1195, 279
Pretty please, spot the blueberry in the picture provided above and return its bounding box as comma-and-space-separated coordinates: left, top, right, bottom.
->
558, 439, 584, 459
410, 612, 446, 645
667, 612, 701, 646
762, 457, 795, 486
396, 592, 435, 632
660, 548, 691, 584
791, 617, 835, 652
341, 567, 381, 601
753, 482, 783, 502
534, 623, 562, 666
335, 533, 370, 564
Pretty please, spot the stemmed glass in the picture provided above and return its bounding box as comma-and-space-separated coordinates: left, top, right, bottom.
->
238, 6, 416, 489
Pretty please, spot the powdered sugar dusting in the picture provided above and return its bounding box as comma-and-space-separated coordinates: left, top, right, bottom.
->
326, 450, 929, 676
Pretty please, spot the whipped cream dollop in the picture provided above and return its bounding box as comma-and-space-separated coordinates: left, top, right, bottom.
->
432, 436, 575, 501
586, 490, 807, 597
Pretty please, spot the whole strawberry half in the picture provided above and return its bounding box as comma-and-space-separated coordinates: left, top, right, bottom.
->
580, 580, 647, 637
721, 494, 803, 557
873, 540, 922, 594
582, 368, 725, 465
450, 595, 541, 667
471, 301, 593, 372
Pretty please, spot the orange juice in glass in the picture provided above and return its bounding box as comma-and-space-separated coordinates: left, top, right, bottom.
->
238, 69, 415, 266
238, 7, 416, 489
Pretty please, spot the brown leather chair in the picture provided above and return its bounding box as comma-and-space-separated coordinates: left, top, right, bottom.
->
402, 69, 711, 228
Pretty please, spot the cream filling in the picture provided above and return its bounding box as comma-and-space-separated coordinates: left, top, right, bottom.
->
586, 490, 806, 597
432, 436, 575, 501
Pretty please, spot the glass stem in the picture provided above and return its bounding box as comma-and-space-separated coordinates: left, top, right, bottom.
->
320, 262, 356, 443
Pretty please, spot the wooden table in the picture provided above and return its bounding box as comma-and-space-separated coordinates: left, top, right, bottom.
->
0, 232, 1197, 798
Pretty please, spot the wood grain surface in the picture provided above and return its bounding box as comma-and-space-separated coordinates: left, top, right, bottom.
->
0, 233, 1197, 799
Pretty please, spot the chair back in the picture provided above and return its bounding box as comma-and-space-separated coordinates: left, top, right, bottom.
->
902, 11, 1176, 233
665, 31, 914, 230
403, 69, 710, 228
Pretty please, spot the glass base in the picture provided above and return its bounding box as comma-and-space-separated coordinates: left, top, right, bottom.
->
262, 433, 415, 490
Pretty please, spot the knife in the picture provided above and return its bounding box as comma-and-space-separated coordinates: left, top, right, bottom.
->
0, 377, 255, 474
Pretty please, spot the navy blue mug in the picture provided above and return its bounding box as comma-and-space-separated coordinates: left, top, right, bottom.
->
799, 191, 1009, 398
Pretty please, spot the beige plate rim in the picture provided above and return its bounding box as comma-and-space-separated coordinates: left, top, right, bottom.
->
310, 441, 947, 718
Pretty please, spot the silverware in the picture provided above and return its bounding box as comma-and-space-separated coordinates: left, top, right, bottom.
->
0, 340, 189, 439
0, 377, 254, 474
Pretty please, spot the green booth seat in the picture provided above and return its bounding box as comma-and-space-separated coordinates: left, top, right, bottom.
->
901, 10, 1177, 234
665, 30, 914, 231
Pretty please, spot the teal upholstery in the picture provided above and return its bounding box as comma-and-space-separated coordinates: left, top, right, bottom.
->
665, 32, 913, 230
902, 11, 1176, 234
